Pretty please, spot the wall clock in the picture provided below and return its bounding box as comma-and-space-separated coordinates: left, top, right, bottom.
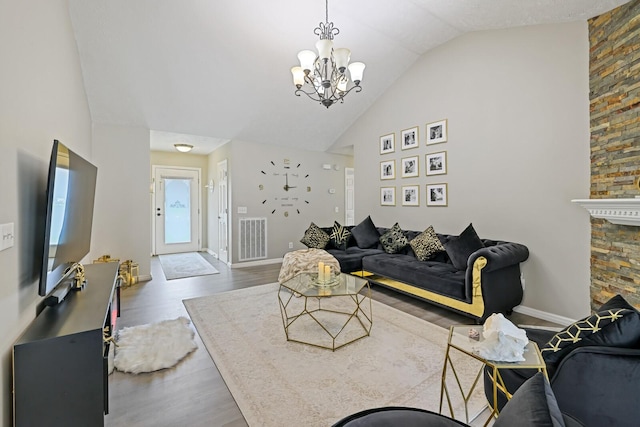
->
259, 158, 311, 217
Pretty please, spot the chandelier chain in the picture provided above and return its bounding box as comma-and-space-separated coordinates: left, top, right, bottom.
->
325, 0, 328, 23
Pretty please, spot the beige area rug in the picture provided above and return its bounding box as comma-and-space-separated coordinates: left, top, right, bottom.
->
183, 283, 487, 427
158, 252, 219, 280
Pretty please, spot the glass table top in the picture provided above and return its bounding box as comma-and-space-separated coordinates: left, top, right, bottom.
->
279, 272, 368, 297
448, 325, 545, 368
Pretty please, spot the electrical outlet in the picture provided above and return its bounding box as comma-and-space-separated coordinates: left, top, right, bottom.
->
288, 242, 293, 249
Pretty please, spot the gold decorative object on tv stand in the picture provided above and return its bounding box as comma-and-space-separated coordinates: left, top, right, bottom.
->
119, 260, 139, 286
93, 254, 139, 286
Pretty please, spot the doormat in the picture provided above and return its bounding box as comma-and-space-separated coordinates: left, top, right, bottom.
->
158, 252, 219, 280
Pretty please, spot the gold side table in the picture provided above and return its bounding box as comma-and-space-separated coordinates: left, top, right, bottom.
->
439, 325, 547, 426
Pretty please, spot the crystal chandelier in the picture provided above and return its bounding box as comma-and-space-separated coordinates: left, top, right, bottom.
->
290, 0, 365, 108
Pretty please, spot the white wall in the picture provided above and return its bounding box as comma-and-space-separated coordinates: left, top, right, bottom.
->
0, 0, 92, 423
90, 124, 152, 278
333, 23, 592, 320
208, 140, 353, 264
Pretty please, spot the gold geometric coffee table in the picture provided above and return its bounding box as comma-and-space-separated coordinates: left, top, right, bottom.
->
278, 272, 372, 351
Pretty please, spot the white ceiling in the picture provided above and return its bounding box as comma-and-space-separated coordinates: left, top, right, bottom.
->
68, 0, 628, 154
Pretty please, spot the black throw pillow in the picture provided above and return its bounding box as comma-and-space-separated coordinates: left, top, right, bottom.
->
598, 293, 636, 312
351, 216, 380, 249
443, 223, 484, 270
540, 295, 640, 366
494, 372, 565, 427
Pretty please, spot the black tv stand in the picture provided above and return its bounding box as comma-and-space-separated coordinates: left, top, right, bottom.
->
13, 262, 120, 427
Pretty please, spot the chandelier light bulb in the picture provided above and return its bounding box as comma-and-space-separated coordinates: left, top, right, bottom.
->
337, 78, 348, 93
315, 39, 333, 62
291, 66, 305, 88
297, 50, 316, 73
333, 48, 351, 73
348, 62, 366, 85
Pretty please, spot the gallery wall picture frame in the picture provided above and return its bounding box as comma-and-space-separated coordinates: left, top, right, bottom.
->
380, 133, 395, 154
380, 187, 396, 206
401, 126, 419, 150
380, 160, 396, 180
425, 151, 447, 176
401, 155, 419, 178
426, 183, 448, 207
426, 119, 448, 145
402, 185, 420, 206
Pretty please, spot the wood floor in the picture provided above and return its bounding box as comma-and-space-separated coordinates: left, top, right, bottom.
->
105, 254, 558, 427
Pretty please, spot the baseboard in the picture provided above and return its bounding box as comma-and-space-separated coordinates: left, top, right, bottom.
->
513, 305, 575, 326
230, 258, 283, 269
205, 248, 218, 258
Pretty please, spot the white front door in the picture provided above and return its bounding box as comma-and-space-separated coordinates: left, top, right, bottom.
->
153, 166, 201, 255
217, 160, 229, 264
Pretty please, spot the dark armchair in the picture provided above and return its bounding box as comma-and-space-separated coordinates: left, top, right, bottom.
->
484, 294, 640, 427
333, 373, 583, 427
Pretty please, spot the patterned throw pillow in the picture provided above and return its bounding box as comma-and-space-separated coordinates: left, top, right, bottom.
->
329, 221, 351, 251
379, 223, 409, 254
300, 222, 330, 249
409, 226, 445, 261
540, 307, 640, 366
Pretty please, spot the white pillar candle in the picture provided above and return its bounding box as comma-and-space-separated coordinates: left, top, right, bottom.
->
318, 262, 325, 282
324, 265, 331, 282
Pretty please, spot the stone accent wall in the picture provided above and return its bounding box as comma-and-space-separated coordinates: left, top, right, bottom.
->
588, 0, 640, 310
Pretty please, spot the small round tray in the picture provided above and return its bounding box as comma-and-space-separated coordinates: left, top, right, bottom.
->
311, 273, 340, 287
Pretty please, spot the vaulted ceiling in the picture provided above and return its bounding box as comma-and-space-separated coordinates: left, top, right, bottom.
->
68, 0, 628, 153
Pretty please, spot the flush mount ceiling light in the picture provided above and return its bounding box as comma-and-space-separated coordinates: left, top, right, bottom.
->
290, 0, 365, 109
174, 143, 193, 153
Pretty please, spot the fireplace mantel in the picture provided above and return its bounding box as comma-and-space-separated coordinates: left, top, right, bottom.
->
571, 198, 640, 226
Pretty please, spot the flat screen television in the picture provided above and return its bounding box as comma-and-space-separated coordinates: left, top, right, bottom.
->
39, 139, 98, 303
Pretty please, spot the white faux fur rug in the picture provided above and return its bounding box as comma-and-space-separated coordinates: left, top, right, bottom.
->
113, 317, 198, 374
184, 283, 486, 426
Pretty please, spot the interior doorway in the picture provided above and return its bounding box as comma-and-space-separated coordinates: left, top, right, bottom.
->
217, 160, 229, 264
152, 166, 202, 255
345, 167, 355, 226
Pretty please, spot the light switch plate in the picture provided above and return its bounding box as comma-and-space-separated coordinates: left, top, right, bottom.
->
1, 223, 15, 251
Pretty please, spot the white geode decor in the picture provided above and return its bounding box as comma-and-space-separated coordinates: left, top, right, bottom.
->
473, 313, 529, 362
